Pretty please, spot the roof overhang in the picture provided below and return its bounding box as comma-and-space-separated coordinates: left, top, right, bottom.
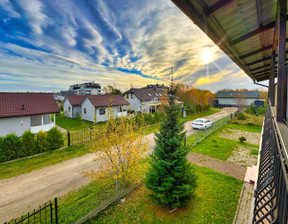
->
171, 0, 284, 82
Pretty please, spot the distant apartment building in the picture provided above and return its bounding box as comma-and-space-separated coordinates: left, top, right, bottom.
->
69, 81, 102, 95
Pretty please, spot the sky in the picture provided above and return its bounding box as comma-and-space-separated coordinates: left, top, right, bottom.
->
0, 0, 267, 93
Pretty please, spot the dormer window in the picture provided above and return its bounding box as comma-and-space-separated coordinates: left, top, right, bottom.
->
148, 93, 151, 96
159, 94, 162, 96
155, 94, 158, 96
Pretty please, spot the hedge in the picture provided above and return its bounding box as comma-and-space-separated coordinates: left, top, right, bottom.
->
0, 127, 63, 163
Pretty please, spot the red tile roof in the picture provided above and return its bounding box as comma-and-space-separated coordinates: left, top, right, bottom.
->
0, 93, 60, 118
86, 95, 129, 107
65, 95, 86, 106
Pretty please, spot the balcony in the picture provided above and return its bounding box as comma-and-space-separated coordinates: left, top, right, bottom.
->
252, 105, 288, 223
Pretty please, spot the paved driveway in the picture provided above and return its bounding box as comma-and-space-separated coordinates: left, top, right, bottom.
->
0, 107, 238, 223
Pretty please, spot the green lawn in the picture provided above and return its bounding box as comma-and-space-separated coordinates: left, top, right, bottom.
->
225, 123, 262, 133
178, 109, 219, 123
85, 165, 243, 224
0, 144, 92, 180
56, 114, 96, 131
189, 135, 238, 160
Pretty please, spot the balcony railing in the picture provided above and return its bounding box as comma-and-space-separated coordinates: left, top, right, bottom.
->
252, 105, 288, 223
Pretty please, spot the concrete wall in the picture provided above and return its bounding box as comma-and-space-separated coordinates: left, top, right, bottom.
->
124, 93, 141, 111
217, 98, 257, 106
63, 99, 73, 118
0, 116, 31, 137
82, 98, 95, 122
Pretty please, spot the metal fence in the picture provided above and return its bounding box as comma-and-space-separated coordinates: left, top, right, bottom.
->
4, 198, 58, 224
63, 127, 103, 146
252, 106, 288, 223
184, 114, 232, 147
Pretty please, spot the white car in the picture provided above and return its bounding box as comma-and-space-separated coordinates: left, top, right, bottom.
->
192, 118, 213, 130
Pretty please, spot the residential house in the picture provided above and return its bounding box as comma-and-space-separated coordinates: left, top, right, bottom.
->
214, 91, 260, 108
63, 95, 86, 118
123, 85, 169, 113
69, 81, 102, 95
81, 95, 129, 123
0, 93, 59, 137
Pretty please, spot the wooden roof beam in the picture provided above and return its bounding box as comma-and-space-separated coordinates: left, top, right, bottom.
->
231, 21, 275, 45
205, 0, 234, 17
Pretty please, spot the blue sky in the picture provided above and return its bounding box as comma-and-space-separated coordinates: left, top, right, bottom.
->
0, 0, 266, 93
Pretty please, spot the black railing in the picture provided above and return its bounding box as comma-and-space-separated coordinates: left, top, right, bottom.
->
4, 198, 58, 224
253, 106, 288, 223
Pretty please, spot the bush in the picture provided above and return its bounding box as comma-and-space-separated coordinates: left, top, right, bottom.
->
246, 104, 257, 114
47, 127, 63, 150
236, 112, 246, 120
2, 133, 21, 161
239, 136, 246, 143
21, 130, 36, 157
256, 106, 266, 115
37, 131, 48, 153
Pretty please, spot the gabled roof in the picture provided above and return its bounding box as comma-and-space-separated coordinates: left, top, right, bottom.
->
0, 93, 59, 119
125, 88, 168, 101
216, 91, 259, 98
85, 95, 129, 107
65, 95, 86, 106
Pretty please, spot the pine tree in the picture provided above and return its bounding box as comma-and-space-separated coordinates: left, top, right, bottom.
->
145, 82, 197, 209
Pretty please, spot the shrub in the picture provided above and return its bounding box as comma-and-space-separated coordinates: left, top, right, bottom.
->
21, 130, 36, 157
236, 112, 246, 120
37, 131, 48, 153
239, 136, 246, 143
2, 133, 21, 161
256, 106, 266, 115
246, 104, 257, 114
47, 127, 63, 150
75, 112, 81, 119
144, 113, 154, 125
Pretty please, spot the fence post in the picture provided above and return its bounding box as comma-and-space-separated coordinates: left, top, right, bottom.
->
116, 170, 119, 199
67, 131, 70, 146
196, 131, 198, 143
55, 198, 58, 224
184, 135, 186, 146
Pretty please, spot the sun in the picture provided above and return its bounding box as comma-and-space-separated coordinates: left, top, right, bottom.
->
201, 50, 213, 64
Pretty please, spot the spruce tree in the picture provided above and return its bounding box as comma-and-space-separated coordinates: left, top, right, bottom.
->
145, 82, 197, 209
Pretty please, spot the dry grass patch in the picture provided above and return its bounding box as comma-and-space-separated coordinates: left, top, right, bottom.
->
218, 129, 261, 145
227, 145, 258, 167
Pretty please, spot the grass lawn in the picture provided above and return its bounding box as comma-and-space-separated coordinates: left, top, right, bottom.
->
189, 134, 238, 160
56, 114, 97, 131
0, 144, 92, 180
225, 123, 262, 133
178, 109, 219, 123
232, 113, 264, 127
85, 165, 243, 224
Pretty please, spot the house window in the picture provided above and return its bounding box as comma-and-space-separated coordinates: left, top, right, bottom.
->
84, 108, 87, 114
99, 108, 105, 115
131, 93, 133, 99
68, 106, 71, 112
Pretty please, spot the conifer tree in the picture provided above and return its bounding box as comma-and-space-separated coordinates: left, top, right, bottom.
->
145, 82, 197, 208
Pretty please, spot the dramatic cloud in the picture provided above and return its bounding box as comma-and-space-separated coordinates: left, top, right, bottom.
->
0, 0, 260, 92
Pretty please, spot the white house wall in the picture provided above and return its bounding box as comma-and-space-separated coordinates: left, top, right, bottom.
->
63, 99, 73, 118
95, 106, 119, 122
82, 98, 95, 122
124, 93, 141, 111
0, 116, 31, 137
217, 98, 257, 106
72, 106, 81, 118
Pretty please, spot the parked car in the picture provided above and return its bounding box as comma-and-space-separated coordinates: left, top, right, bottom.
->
192, 118, 213, 130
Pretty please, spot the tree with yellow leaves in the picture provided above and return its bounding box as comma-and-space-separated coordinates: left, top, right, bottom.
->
86, 110, 148, 187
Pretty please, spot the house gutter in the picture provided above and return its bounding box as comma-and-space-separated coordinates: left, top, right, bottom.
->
253, 80, 268, 88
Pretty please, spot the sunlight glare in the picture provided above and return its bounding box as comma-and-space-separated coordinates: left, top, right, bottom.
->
201, 50, 213, 64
